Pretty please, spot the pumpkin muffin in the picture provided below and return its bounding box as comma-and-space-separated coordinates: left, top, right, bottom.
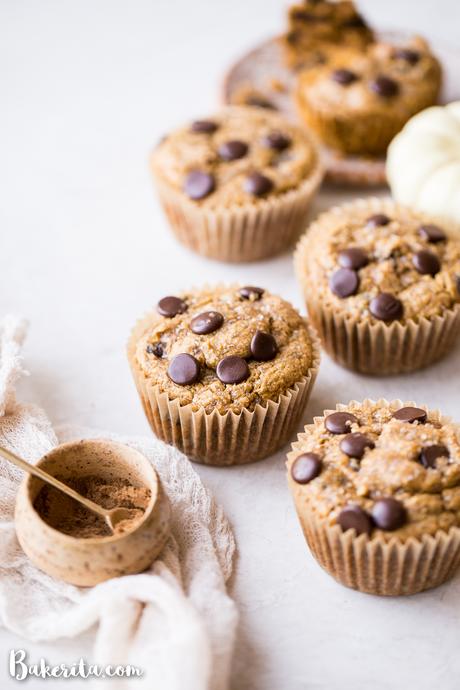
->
287, 399, 460, 595
128, 285, 320, 465
150, 107, 323, 262
295, 198, 460, 374
296, 37, 442, 156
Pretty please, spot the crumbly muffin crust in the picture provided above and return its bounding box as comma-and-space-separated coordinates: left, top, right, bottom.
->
299, 200, 460, 323
288, 400, 460, 541
151, 107, 319, 209
134, 286, 315, 414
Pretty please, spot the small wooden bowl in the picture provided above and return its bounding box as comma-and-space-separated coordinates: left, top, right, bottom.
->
15, 439, 171, 586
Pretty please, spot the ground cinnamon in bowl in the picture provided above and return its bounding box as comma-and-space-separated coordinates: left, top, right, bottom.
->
34, 475, 151, 538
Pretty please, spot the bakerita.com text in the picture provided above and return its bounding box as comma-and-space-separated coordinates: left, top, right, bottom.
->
9, 650, 143, 680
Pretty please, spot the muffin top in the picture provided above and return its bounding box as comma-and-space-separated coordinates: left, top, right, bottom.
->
151, 107, 319, 209
288, 400, 460, 541
132, 285, 317, 414
297, 200, 460, 323
296, 38, 441, 118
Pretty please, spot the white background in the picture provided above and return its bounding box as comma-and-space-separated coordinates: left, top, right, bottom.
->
2, 1, 460, 688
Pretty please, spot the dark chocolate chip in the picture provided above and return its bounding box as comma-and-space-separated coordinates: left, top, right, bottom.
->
245, 95, 276, 110
250, 331, 278, 361
331, 68, 358, 86
167, 353, 200, 386
291, 9, 315, 21
342, 13, 367, 29
366, 213, 391, 228
146, 343, 164, 358
419, 224, 446, 243
291, 453, 322, 484
419, 444, 449, 469
393, 48, 420, 65
413, 249, 441, 276
218, 140, 249, 161
393, 406, 427, 424
338, 505, 373, 536
262, 131, 292, 151
340, 433, 375, 460
239, 286, 264, 301
216, 356, 250, 384
369, 75, 399, 98
184, 170, 215, 200
338, 247, 369, 270
369, 293, 403, 321
329, 268, 359, 298
372, 498, 406, 531
190, 120, 218, 134
325, 412, 358, 435
457, 276, 460, 295
190, 311, 224, 335
244, 172, 274, 197
157, 296, 188, 318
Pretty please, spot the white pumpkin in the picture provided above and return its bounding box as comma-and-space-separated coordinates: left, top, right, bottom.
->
387, 101, 460, 226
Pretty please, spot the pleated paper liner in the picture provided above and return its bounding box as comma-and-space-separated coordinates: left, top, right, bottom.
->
287, 399, 460, 596
127, 299, 321, 466
150, 140, 323, 263
295, 197, 460, 375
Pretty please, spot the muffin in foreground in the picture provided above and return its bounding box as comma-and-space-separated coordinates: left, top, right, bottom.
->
287, 399, 460, 596
295, 198, 460, 375
128, 285, 320, 465
295, 37, 442, 156
151, 107, 323, 262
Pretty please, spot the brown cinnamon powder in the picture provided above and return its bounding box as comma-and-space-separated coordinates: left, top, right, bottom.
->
34, 475, 151, 538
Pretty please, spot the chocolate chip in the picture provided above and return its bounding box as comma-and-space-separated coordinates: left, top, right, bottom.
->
338, 505, 373, 536
262, 131, 292, 151
419, 224, 446, 243
413, 249, 441, 276
369, 75, 399, 98
250, 331, 278, 361
244, 172, 274, 197
190, 311, 224, 335
342, 13, 367, 29
216, 356, 250, 384
419, 444, 449, 469
190, 120, 218, 134
372, 498, 406, 531
167, 353, 200, 386
369, 293, 403, 321
329, 268, 359, 298
393, 406, 427, 424
291, 9, 315, 21
184, 170, 215, 200
218, 140, 249, 161
325, 412, 358, 435
393, 48, 420, 65
291, 453, 322, 484
338, 247, 369, 270
340, 433, 375, 460
245, 95, 276, 110
457, 276, 460, 295
146, 343, 164, 358
239, 286, 264, 301
331, 68, 358, 86
366, 213, 390, 228
157, 296, 188, 318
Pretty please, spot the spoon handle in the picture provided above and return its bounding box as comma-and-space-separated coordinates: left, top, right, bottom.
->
0, 446, 109, 519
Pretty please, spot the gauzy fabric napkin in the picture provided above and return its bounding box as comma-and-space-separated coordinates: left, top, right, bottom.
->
0, 316, 238, 690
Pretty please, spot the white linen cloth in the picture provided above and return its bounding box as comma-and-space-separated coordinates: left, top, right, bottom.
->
0, 316, 238, 690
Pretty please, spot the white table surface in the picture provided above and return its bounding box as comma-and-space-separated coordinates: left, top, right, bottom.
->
2, 1, 460, 688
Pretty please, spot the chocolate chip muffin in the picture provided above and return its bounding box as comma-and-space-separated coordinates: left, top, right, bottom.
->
150, 106, 323, 262
128, 285, 320, 465
287, 399, 460, 595
295, 37, 442, 156
282, 0, 374, 70
295, 198, 460, 374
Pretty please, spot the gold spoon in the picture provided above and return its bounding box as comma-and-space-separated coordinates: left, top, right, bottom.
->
1, 445, 138, 533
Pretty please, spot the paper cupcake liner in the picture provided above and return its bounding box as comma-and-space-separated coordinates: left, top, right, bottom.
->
127, 304, 321, 466
295, 198, 460, 375
287, 399, 460, 596
151, 161, 323, 264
